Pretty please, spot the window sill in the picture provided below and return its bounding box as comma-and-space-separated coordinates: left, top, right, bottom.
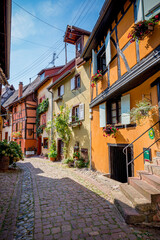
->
106, 123, 136, 129
71, 87, 81, 92
54, 96, 63, 102
69, 121, 82, 128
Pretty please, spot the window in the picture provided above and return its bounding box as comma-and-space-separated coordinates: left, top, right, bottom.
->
14, 107, 17, 113
39, 95, 45, 103
58, 85, 64, 97
76, 37, 83, 57
28, 129, 33, 136
69, 103, 85, 123
107, 94, 130, 125
111, 101, 121, 124
71, 75, 81, 91
16, 123, 18, 131
43, 138, 48, 149
41, 113, 46, 126
40, 72, 45, 81
97, 45, 106, 72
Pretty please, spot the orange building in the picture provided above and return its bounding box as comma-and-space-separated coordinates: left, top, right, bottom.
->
3, 78, 40, 155
82, 0, 160, 182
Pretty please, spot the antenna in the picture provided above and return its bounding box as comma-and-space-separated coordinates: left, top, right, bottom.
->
50, 52, 56, 66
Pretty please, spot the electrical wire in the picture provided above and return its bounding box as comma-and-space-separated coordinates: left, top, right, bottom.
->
72, 0, 91, 26
10, 38, 63, 79
9, 43, 65, 83
13, 1, 65, 33
12, 35, 52, 48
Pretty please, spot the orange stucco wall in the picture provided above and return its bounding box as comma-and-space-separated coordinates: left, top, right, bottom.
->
91, 72, 160, 175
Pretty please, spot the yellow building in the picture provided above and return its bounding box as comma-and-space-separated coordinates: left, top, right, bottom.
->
48, 26, 91, 162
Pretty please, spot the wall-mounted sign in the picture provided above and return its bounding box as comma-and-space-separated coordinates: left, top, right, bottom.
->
143, 148, 151, 163
148, 128, 155, 139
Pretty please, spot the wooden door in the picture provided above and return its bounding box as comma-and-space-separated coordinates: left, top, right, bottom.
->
57, 139, 64, 161
37, 136, 42, 155
5, 132, 8, 141
109, 145, 132, 183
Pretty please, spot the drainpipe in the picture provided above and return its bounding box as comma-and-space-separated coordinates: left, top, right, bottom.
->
48, 88, 54, 141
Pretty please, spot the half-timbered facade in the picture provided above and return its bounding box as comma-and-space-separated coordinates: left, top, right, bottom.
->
82, 0, 160, 182
4, 78, 40, 155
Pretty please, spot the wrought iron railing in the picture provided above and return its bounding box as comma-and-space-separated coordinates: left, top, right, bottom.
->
123, 120, 160, 182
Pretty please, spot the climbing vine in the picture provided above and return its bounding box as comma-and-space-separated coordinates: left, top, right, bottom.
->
36, 98, 49, 137
54, 105, 71, 158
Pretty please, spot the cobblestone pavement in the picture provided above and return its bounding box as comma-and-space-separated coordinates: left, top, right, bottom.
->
0, 158, 160, 240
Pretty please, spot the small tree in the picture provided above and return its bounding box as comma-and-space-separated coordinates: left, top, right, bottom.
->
54, 105, 71, 158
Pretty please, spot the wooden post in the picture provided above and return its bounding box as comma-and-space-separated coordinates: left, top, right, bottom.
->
65, 42, 67, 65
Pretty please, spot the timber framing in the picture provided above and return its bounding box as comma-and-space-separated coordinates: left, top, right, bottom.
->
90, 45, 160, 108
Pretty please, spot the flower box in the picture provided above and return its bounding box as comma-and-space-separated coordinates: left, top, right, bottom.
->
91, 70, 102, 88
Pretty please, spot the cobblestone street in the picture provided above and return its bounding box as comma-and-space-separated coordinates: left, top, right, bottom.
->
0, 158, 160, 240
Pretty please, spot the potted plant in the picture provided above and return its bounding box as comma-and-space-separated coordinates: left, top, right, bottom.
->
91, 70, 102, 88
128, 14, 160, 43
103, 126, 118, 138
44, 153, 48, 159
48, 150, 57, 161
130, 99, 158, 124
73, 151, 80, 160
0, 141, 10, 171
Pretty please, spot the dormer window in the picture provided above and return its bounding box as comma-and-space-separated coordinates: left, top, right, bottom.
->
76, 37, 83, 58
40, 73, 45, 82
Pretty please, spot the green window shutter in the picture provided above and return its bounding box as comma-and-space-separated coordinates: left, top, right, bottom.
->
92, 49, 97, 75
121, 94, 130, 124
105, 31, 111, 66
99, 103, 106, 128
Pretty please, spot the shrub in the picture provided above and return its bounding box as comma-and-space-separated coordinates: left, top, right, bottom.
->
62, 158, 74, 164
75, 159, 86, 168
48, 150, 57, 158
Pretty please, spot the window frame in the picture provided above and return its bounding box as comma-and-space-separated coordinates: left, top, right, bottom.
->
72, 105, 80, 122
107, 99, 121, 125
75, 74, 81, 89
97, 45, 107, 74
76, 36, 83, 58
43, 138, 48, 149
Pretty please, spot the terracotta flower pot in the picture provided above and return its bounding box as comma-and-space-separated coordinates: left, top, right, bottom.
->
0, 156, 9, 171
50, 157, 56, 161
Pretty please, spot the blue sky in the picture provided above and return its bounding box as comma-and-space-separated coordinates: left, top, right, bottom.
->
9, 0, 105, 88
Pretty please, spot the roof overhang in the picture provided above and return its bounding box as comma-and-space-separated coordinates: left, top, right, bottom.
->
81, 0, 127, 60
90, 45, 160, 108
48, 67, 75, 90
64, 25, 90, 45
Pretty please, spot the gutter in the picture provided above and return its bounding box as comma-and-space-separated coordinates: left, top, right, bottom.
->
48, 88, 54, 142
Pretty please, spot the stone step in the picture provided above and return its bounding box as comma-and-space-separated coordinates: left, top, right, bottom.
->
120, 183, 151, 213
139, 172, 160, 191
128, 177, 160, 203
145, 164, 160, 177
113, 191, 145, 224
153, 157, 160, 166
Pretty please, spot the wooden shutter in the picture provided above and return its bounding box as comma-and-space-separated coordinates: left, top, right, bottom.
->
60, 85, 64, 96
105, 31, 111, 66
79, 103, 85, 121
92, 49, 97, 75
69, 108, 72, 123
99, 103, 106, 128
121, 94, 130, 124
135, 0, 143, 22
143, 0, 160, 19
71, 78, 75, 90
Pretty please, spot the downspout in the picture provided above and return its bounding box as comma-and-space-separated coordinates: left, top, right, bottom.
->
48, 88, 54, 141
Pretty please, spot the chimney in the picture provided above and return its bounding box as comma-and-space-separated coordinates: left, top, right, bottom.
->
18, 82, 23, 98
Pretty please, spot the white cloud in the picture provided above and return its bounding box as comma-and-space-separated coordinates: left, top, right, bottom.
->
12, 10, 36, 42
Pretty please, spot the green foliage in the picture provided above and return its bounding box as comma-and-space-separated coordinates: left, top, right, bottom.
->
36, 98, 49, 137
75, 159, 86, 168
48, 150, 57, 158
130, 99, 157, 124
54, 105, 71, 158
62, 158, 74, 164
73, 152, 80, 159
49, 140, 56, 151
0, 140, 24, 165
